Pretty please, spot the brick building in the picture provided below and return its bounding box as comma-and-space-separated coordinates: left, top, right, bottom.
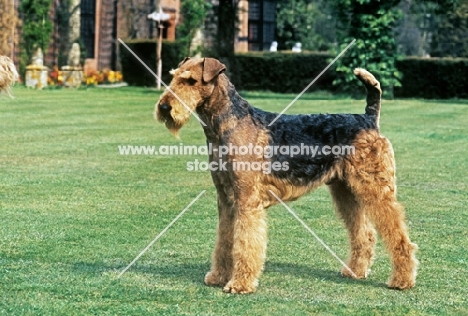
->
238, 0, 276, 52
11, 0, 276, 71
80, 0, 179, 71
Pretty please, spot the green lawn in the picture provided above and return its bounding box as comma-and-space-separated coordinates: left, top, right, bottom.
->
1, 86, 467, 315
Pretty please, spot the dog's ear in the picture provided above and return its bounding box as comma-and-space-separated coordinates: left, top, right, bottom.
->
178, 57, 191, 67
202, 58, 226, 83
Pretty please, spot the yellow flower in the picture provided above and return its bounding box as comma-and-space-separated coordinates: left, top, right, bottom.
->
86, 76, 96, 85
108, 71, 115, 83
115, 71, 123, 82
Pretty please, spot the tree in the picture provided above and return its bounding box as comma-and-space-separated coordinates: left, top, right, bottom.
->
331, 0, 402, 95
19, 0, 53, 72
394, 0, 437, 57
397, 0, 468, 58
430, 0, 468, 57
56, 0, 81, 67
0, 0, 18, 56
276, 0, 335, 51
203, 0, 240, 85
216, 0, 237, 58
177, 0, 210, 58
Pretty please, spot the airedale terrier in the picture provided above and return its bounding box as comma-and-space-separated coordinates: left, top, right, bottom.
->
0, 56, 18, 98
156, 57, 418, 294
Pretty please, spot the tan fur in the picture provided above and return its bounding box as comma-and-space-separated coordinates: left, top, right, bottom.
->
0, 56, 18, 98
340, 130, 419, 288
156, 58, 418, 293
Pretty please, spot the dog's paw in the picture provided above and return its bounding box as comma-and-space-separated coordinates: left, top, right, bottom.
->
387, 276, 415, 290
341, 266, 369, 279
204, 271, 228, 287
223, 279, 258, 294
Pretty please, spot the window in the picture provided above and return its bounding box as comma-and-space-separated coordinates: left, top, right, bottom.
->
248, 0, 276, 51
80, 0, 96, 58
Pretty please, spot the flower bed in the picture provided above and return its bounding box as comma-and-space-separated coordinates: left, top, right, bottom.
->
48, 66, 124, 87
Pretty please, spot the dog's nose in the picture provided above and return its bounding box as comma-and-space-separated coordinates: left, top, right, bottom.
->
158, 103, 172, 114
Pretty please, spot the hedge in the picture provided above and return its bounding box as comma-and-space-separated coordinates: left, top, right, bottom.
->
120, 40, 468, 99
119, 39, 184, 87
120, 43, 335, 92
394, 57, 468, 99
235, 53, 468, 98
235, 52, 336, 93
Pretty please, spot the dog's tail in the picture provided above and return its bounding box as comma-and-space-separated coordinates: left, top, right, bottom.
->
354, 68, 381, 126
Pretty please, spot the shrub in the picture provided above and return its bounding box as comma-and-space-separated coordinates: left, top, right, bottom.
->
47, 66, 123, 87
118, 42, 468, 99
331, 0, 402, 93
19, 0, 54, 76
395, 57, 468, 99
119, 39, 184, 86
235, 52, 336, 93
235, 52, 468, 99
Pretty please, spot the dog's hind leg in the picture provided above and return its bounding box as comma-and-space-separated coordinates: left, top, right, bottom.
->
329, 180, 377, 279
365, 197, 418, 289
347, 131, 418, 289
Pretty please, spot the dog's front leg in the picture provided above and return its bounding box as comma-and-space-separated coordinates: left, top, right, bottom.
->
223, 203, 267, 294
205, 193, 235, 287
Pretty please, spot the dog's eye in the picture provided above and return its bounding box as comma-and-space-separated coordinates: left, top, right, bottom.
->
186, 78, 197, 86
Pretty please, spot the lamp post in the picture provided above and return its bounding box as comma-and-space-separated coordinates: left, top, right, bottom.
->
148, 7, 171, 89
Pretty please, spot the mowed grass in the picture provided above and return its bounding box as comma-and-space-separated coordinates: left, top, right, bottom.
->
0, 86, 467, 315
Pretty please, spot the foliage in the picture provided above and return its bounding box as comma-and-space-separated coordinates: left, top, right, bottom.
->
430, 0, 468, 57
235, 52, 468, 98
18, 0, 53, 74
276, 0, 334, 51
119, 39, 184, 86
212, 0, 237, 58
392, 0, 468, 58
416, 0, 460, 13
47, 66, 123, 87
331, 0, 403, 95
395, 57, 468, 98
394, 0, 436, 57
396, 0, 468, 58
84, 69, 123, 86
236, 52, 335, 92
177, 0, 211, 59
203, 0, 240, 85
55, 0, 81, 67
0, 0, 19, 56
119, 44, 468, 98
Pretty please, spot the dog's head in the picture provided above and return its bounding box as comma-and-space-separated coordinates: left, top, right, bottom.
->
155, 57, 226, 137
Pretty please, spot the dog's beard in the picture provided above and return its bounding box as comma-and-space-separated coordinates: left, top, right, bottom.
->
166, 121, 183, 138
157, 112, 189, 139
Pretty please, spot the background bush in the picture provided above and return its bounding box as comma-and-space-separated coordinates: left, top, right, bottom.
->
120, 40, 183, 87
120, 41, 468, 99
235, 53, 468, 99
395, 57, 468, 99
235, 52, 336, 92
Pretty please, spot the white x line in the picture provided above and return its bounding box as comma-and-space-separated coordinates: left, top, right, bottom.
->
268, 39, 356, 126
268, 190, 357, 278
118, 38, 207, 127
117, 190, 206, 278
